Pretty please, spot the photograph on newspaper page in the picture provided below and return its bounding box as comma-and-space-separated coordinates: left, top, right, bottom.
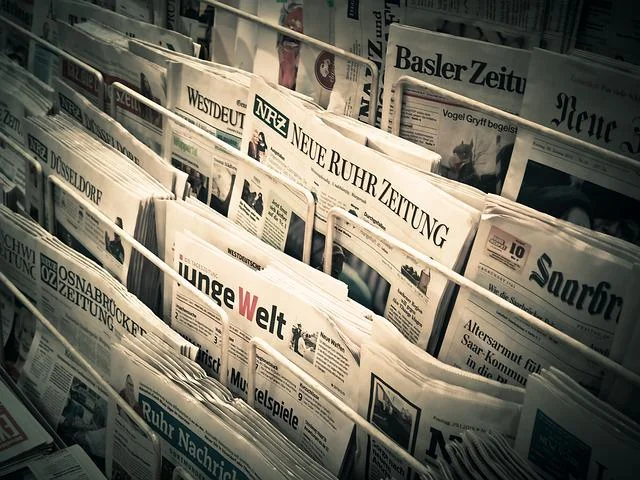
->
501, 128, 640, 247
381, 24, 529, 194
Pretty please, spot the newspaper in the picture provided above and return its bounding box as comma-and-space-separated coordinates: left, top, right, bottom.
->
438, 196, 640, 394
108, 340, 336, 479
0, 375, 54, 466
515, 368, 640, 480
53, 76, 188, 198
175, 0, 214, 59
403, 0, 549, 50
500, 129, 640, 248
16, 322, 113, 475
242, 76, 479, 271
54, 0, 197, 55
56, 19, 167, 154
22, 112, 172, 296
381, 23, 529, 194
166, 60, 248, 148
171, 231, 357, 474
0, 205, 197, 368
355, 338, 522, 479
330, 0, 404, 124
518, 48, 640, 160
574, 0, 640, 66
0, 445, 107, 479
162, 109, 312, 262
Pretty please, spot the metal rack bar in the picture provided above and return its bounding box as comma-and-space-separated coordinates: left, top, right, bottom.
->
0, 14, 105, 108
44, 174, 232, 387
247, 337, 434, 480
0, 271, 162, 478
324, 207, 640, 387
109, 81, 316, 265
391, 75, 639, 170
204, 0, 380, 126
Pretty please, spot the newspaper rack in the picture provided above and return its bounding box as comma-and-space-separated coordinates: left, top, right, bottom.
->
0, 270, 162, 478
324, 206, 640, 388
247, 337, 435, 480
43, 174, 232, 387
205, 0, 380, 126
390, 75, 640, 172
109, 81, 316, 265
0, 14, 105, 109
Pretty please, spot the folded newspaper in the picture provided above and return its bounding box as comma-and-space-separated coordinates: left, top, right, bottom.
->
0, 375, 54, 468
381, 23, 530, 195
0, 444, 106, 479
54, 0, 197, 55
241, 76, 480, 352
53, 75, 188, 198
23, 110, 174, 310
518, 48, 640, 161
438, 195, 640, 394
515, 367, 640, 480
355, 317, 523, 479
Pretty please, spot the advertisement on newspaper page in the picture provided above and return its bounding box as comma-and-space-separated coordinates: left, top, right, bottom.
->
241, 76, 479, 272
381, 24, 529, 194
500, 128, 640, 247
171, 232, 356, 474
519, 49, 640, 161
439, 204, 640, 394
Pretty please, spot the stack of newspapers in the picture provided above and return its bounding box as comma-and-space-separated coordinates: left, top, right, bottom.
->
1, 0, 639, 479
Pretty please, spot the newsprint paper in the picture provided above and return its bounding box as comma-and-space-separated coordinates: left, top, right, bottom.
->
519, 48, 640, 161
501, 101, 640, 247
171, 230, 355, 475
439, 196, 640, 394
381, 24, 530, 194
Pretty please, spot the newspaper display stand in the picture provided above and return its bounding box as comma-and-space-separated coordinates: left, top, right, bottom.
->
390, 74, 640, 175
0, 271, 162, 479
0, 14, 106, 109
109, 82, 317, 265
204, 0, 381, 127
324, 206, 640, 388
44, 174, 233, 386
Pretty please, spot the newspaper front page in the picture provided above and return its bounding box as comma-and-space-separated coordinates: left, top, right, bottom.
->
515, 370, 640, 480
171, 231, 356, 474
439, 198, 640, 394
166, 61, 247, 149
381, 24, 529, 194
242, 76, 479, 272
519, 48, 640, 161
356, 340, 521, 479
0, 445, 107, 479
17, 324, 113, 475
500, 128, 640, 248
